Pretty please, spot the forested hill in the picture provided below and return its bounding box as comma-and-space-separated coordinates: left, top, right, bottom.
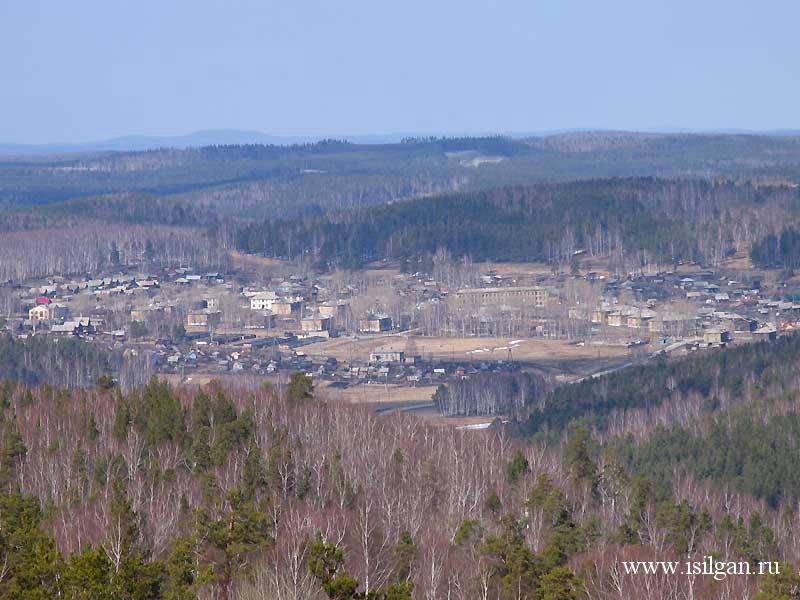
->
236, 178, 800, 268
513, 332, 800, 508
0, 137, 505, 212
3, 132, 800, 217
518, 333, 800, 437
0, 192, 220, 233
1, 375, 799, 598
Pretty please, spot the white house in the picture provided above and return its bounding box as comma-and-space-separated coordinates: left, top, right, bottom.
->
250, 291, 279, 311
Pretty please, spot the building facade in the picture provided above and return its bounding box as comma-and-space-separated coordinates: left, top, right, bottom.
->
454, 286, 549, 308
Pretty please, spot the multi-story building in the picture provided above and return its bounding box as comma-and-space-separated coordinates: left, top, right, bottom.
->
454, 286, 549, 308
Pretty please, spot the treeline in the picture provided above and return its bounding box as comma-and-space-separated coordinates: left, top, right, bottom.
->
0, 192, 220, 233
0, 333, 152, 390
0, 224, 229, 280
1, 376, 798, 598
0, 333, 113, 388
433, 372, 546, 417
236, 178, 798, 268
751, 226, 800, 268
517, 333, 800, 436
180, 172, 465, 221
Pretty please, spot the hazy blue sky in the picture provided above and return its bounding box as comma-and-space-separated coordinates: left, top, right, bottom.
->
1, 0, 798, 143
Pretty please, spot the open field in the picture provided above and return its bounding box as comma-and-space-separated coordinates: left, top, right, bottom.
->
318, 380, 437, 405
229, 250, 291, 270
362, 261, 404, 278
159, 372, 275, 389
474, 261, 555, 277
301, 334, 630, 364
409, 409, 501, 428
717, 246, 752, 271
474, 258, 616, 279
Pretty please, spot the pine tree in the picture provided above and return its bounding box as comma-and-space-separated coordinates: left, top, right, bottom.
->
564, 427, 596, 482
0, 420, 26, 491
505, 449, 530, 484
537, 566, 581, 600
287, 371, 314, 403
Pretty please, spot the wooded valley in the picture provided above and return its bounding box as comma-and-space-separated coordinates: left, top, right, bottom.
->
0, 367, 794, 599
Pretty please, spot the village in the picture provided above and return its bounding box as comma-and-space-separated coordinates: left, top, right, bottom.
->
2, 250, 797, 420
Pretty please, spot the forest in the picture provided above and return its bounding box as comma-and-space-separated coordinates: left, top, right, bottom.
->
517, 333, 800, 435
15, 176, 800, 279
4, 133, 800, 213
235, 178, 800, 268
433, 372, 546, 418
3, 136, 800, 278
507, 333, 800, 515
0, 224, 229, 280
3, 370, 800, 599
0, 333, 152, 390
751, 226, 800, 268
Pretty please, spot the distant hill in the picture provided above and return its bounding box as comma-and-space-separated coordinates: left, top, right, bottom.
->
4, 128, 799, 157
2, 133, 800, 214
0, 129, 495, 156
234, 178, 800, 268
0, 129, 321, 156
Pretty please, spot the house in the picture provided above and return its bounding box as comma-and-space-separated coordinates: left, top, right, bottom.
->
259, 311, 277, 329
318, 300, 347, 318
753, 326, 777, 341
50, 318, 99, 336
135, 279, 159, 290
301, 314, 333, 333
590, 308, 614, 324
648, 314, 697, 336
271, 299, 302, 316
250, 292, 278, 311
720, 314, 758, 333
187, 310, 222, 329
369, 348, 405, 364
626, 309, 655, 329
28, 304, 51, 324
607, 312, 625, 327
703, 328, 730, 345
358, 313, 393, 333
51, 323, 79, 335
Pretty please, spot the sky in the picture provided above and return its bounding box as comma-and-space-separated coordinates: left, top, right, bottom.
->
1, 0, 799, 144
